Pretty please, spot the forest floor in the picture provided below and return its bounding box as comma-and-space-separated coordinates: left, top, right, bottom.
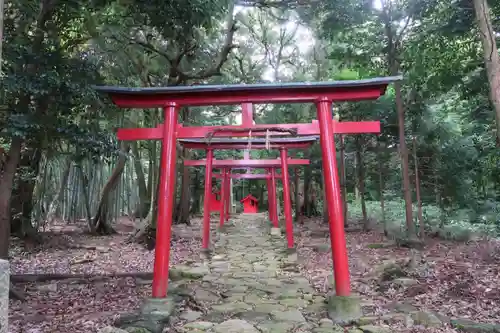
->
7, 215, 500, 333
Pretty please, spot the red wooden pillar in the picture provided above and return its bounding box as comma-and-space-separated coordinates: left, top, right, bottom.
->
270, 168, 278, 227
316, 98, 351, 296
152, 103, 178, 298
225, 168, 231, 221
202, 149, 214, 250
280, 148, 294, 248
219, 168, 227, 227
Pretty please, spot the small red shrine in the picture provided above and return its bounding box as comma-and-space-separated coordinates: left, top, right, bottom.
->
241, 194, 259, 213
209, 190, 221, 212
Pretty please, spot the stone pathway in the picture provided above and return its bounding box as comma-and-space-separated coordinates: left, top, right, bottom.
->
173, 213, 338, 333
108, 214, 397, 333
104, 214, 499, 333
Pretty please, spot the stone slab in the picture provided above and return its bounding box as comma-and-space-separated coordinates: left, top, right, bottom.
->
0, 260, 8, 333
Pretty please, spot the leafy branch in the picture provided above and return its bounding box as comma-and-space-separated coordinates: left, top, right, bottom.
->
128, 4, 238, 86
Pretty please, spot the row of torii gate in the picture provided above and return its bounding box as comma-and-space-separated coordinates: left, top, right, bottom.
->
189, 135, 314, 223
95, 76, 401, 300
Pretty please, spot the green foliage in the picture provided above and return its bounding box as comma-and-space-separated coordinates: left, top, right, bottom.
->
333, 68, 360, 80
1, 0, 109, 153
348, 199, 499, 240
125, 0, 230, 39
294, 0, 500, 238
1, 0, 499, 243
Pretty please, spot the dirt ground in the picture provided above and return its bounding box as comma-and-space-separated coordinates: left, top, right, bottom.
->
7, 216, 500, 333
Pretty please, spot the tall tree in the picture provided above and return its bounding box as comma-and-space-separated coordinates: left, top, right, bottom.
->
0, 0, 111, 256
90, 0, 238, 233
472, 0, 500, 145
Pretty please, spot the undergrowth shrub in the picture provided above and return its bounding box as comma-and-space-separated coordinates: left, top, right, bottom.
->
347, 199, 499, 241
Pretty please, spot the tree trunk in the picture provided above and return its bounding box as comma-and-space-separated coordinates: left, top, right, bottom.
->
395, 79, 415, 237
353, 155, 359, 201
174, 108, 191, 224
144, 168, 161, 249
179, 165, 192, 223
355, 136, 368, 230
321, 177, 328, 223
191, 169, 201, 214
45, 158, 71, 225
377, 139, 387, 236
311, 185, 319, 215
133, 155, 158, 244
0, 138, 27, 301
174, 148, 191, 224
0, 0, 4, 75
131, 141, 150, 218
147, 140, 156, 196
389, 64, 414, 236
0, 137, 22, 259
382, 7, 415, 237
294, 168, 301, 223
339, 134, 348, 224
133, 136, 170, 249
303, 150, 312, 217
10, 146, 43, 240
259, 183, 265, 212
33, 155, 49, 228
412, 137, 424, 239
473, 0, 500, 145
92, 142, 130, 234
76, 163, 93, 231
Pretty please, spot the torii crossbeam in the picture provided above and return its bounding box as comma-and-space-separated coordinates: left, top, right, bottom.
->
183, 159, 310, 167
94, 75, 401, 300
117, 120, 380, 140
213, 173, 283, 179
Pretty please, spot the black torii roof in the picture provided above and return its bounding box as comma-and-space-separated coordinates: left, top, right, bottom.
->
93, 76, 402, 96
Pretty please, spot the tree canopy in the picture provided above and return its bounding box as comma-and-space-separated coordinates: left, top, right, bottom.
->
1, 0, 499, 256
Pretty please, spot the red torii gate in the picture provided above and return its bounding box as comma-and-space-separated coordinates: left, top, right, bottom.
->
179, 135, 318, 250
212, 170, 283, 224
94, 76, 401, 299
184, 157, 310, 249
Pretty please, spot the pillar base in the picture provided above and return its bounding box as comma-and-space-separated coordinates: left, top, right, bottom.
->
270, 227, 281, 237
281, 248, 299, 272
115, 297, 175, 333
200, 248, 212, 260
285, 248, 298, 263
326, 294, 362, 326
